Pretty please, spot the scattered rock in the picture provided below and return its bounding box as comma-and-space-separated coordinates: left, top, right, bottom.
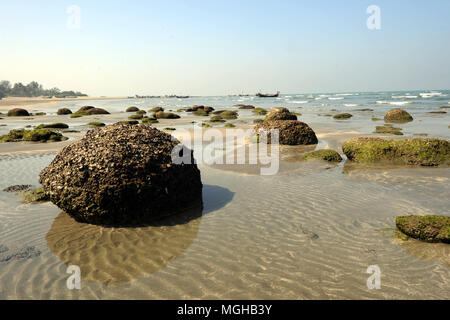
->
428, 111, 447, 114
372, 117, 383, 121
210, 116, 226, 123
342, 137, 450, 166
39, 124, 203, 226
129, 114, 143, 120
7, 108, 30, 117
255, 120, 318, 145
224, 123, 235, 128
384, 108, 413, 123
253, 119, 264, 124
303, 149, 342, 162
2, 185, 32, 193
374, 125, 403, 135
57, 108, 72, 115
333, 113, 353, 120
0, 246, 41, 263
253, 108, 267, 115
142, 117, 159, 124
0, 129, 67, 143
154, 112, 180, 119
87, 122, 105, 127
36, 123, 69, 129
126, 106, 140, 112
117, 120, 139, 125
71, 107, 110, 118
265, 107, 297, 121
149, 107, 164, 112
237, 104, 255, 109
396, 215, 449, 243
22, 187, 49, 203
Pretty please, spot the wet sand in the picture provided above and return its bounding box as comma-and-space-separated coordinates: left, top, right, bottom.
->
0, 96, 449, 299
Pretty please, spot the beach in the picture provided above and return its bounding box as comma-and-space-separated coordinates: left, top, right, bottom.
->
0, 91, 449, 299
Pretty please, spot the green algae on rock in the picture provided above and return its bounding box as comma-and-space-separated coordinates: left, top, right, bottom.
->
149, 107, 164, 112
154, 112, 180, 119
70, 107, 110, 118
21, 187, 49, 204
396, 215, 450, 243
126, 106, 139, 112
36, 123, 69, 129
303, 149, 342, 162
374, 125, 403, 135
87, 122, 105, 127
0, 129, 67, 143
117, 120, 139, 125
384, 108, 413, 123
333, 113, 353, 120
224, 123, 236, 128
128, 114, 143, 120
253, 107, 267, 115
254, 120, 318, 145
342, 137, 450, 166
39, 124, 203, 226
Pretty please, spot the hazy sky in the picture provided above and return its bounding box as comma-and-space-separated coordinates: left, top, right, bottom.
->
1, 0, 449, 96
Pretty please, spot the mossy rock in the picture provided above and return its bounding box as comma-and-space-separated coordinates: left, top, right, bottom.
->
3, 185, 32, 193
372, 117, 383, 121
253, 108, 267, 115
0, 129, 67, 143
187, 105, 214, 113
253, 119, 264, 124
21, 187, 49, 204
396, 215, 449, 243
129, 114, 143, 120
440, 106, 450, 109
224, 123, 235, 128
136, 110, 147, 115
237, 105, 255, 109
126, 106, 140, 112
428, 111, 446, 114
374, 125, 403, 135
57, 108, 72, 115
303, 149, 342, 162
117, 120, 139, 125
384, 108, 413, 123
154, 112, 180, 119
210, 116, 225, 123
220, 110, 238, 119
333, 113, 353, 120
142, 117, 159, 124
265, 107, 297, 121
88, 122, 105, 127
342, 137, 450, 166
193, 109, 209, 116
7, 108, 30, 117
33, 112, 46, 116
200, 123, 211, 128
71, 107, 110, 118
36, 123, 69, 129
149, 107, 164, 112
164, 127, 176, 131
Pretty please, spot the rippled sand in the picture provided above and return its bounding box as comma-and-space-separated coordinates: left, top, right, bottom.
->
0, 149, 449, 299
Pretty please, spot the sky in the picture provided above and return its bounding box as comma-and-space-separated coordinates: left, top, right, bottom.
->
0, 0, 449, 96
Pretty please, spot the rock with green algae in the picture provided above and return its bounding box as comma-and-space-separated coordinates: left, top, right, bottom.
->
264, 107, 297, 121
148, 107, 164, 112
384, 108, 413, 123
36, 123, 69, 129
224, 123, 235, 128
254, 120, 318, 145
87, 122, 105, 127
373, 125, 403, 135
396, 215, 449, 243
39, 124, 203, 226
117, 120, 139, 125
128, 114, 143, 120
342, 137, 450, 166
253, 108, 267, 115
210, 116, 226, 123
0, 129, 67, 143
70, 107, 110, 118
303, 149, 342, 162
21, 187, 49, 204
333, 113, 353, 120
154, 112, 180, 119
57, 108, 72, 115
126, 106, 139, 112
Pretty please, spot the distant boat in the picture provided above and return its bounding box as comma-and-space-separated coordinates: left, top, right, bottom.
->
256, 91, 280, 98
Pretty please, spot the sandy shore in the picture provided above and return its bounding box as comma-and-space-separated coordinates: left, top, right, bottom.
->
0, 96, 127, 111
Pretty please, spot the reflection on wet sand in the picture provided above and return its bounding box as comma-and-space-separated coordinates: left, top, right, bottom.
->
46, 185, 234, 285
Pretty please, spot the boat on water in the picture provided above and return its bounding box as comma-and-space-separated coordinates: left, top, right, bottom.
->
256, 91, 280, 97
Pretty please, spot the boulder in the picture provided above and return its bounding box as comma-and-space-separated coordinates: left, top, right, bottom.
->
333, 113, 353, 120
384, 108, 413, 123
342, 137, 450, 166
303, 149, 342, 162
126, 106, 140, 112
396, 215, 449, 243
7, 108, 30, 117
255, 120, 318, 145
57, 108, 72, 115
149, 107, 164, 112
39, 124, 203, 226
265, 107, 297, 121
237, 105, 255, 109
154, 112, 180, 119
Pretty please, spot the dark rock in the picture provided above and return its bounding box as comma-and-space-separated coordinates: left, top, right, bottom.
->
265, 107, 297, 121
255, 120, 318, 145
22, 187, 49, 203
7, 108, 30, 117
39, 124, 203, 226
303, 149, 342, 162
384, 108, 413, 123
333, 113, 353, 120
57, 108, 72, 115
0, 246, 41, 263
396, 215, 449, 243
3, 185, 32, 193
126, 106, 140, 112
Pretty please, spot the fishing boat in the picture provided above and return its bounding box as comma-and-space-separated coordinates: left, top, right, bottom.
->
256, 91, 280, 98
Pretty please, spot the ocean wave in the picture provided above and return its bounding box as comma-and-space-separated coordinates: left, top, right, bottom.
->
420, 92, 443, 98
344, 104, 360, 107
328, 97, 344, 100
392, 95, 418, 99
288, 100, 309, 104
335, 93, 356, 96
376, 100, 411, 106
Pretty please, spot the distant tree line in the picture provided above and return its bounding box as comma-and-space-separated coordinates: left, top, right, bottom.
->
0, 80, 87, 99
